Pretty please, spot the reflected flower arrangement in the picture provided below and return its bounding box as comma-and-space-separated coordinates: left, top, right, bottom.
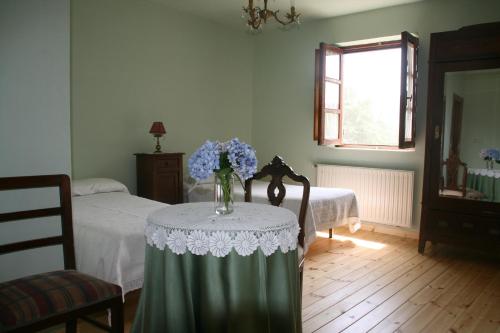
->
480, 148, 500, 169
480, 148, 500, 162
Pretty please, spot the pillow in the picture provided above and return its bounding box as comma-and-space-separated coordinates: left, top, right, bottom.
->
72, 178, 129, 196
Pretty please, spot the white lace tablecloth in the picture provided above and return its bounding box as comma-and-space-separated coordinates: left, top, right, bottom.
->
468, 168, 500, 178
145, 202, 299, 257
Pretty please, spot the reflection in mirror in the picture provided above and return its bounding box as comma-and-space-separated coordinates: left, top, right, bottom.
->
441, 69, 500, 201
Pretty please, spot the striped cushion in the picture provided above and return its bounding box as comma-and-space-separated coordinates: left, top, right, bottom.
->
0, 270, 121, 330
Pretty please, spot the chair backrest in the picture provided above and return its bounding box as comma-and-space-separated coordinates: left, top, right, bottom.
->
441, 152, 467, 197
244, 156, 310, 248
0, 174, 76, 270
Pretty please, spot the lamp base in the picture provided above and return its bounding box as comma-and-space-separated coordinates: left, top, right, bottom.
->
154, 137, 163, 153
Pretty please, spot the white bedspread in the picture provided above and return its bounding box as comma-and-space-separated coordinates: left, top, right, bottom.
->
188, 181, 360, 253
72, 192, 166, 294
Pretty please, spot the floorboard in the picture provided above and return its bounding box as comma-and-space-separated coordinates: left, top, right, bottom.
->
52, 228, 500, 333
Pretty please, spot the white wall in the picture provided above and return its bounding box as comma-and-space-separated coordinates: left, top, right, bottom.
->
0, 0, 71, 281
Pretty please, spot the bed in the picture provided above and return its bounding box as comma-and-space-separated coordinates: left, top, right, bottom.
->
187, 180, 361, 253
71, 178, 167, 295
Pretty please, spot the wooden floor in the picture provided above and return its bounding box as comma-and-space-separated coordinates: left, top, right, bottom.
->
59, 229, 500, 333
302, 229, 500, 333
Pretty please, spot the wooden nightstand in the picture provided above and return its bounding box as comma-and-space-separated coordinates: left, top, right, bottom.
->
135, 153, 184, 204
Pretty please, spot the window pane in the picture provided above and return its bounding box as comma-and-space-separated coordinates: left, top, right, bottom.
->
325, 81, 340, 110
405, 109, 412, 141
404, 42, 415, 142
406, 42, 415, 101
325, 113, 339, 140
343, 48, 401, 146
325, 51, 340, 79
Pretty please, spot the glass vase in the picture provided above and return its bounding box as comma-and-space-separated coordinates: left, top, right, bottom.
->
214, 172, 234, 215
486, 159, 494, 170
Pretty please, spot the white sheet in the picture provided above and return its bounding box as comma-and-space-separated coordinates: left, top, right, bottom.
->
72, 192, 167, 294
188, 181, 360, 253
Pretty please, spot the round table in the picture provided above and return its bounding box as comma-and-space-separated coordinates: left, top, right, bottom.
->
131, 202, 302, 333
467, 168, 500, 202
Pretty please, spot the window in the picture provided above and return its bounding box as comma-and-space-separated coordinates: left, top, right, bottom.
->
314, 32, 419, 148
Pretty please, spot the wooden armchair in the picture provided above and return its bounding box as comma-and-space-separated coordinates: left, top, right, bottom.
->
440, 153, 485, 200
0, 175, 123, 333
244, 156, 310, 288
440, 152, 467, 197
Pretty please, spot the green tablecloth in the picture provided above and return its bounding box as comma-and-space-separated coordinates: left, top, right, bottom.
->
467, 172, 500, 202
131, 245, 301, 333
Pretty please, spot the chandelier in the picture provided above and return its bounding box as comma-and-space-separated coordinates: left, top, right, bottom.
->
242, 0, 300, 31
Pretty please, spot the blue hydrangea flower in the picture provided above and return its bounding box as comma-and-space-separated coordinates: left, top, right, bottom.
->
480, 148, 500, 161
189, 138, 257, 182
226, 138, 258, 180
188, 140, 221, 181
489, 149, 500, 161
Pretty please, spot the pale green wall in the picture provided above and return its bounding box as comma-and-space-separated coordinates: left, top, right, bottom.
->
251, 0, 500, 229
460, 71, 500, 169
443, 73, 464, 162
71, 0, 254, 193
0, 0, 70, 281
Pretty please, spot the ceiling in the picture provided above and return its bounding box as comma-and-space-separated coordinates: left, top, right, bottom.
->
151, 0, 425, 29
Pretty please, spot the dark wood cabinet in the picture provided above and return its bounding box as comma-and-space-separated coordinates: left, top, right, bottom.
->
135, 153, 184, 204
419, 22, 500, 254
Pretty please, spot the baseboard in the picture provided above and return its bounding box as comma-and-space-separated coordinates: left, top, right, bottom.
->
358, 222, 419, 239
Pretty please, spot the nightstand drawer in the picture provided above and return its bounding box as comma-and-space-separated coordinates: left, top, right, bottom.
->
155, 158, 180, 172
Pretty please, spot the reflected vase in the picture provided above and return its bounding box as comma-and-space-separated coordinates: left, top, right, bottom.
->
214, 172, 234, 215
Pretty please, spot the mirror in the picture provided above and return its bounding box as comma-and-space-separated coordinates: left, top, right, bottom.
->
440, 68, 500, 202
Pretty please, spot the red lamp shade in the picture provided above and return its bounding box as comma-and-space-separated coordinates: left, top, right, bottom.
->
149, 122, 166, 136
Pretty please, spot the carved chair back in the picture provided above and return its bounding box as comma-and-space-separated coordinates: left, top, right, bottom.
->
244, 156, 310, 248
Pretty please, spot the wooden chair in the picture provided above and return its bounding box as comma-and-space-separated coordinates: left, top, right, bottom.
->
440, 153, 485, 200
0, 175, 123, 333
440, 152, 467, 197
244, 156, 310, 289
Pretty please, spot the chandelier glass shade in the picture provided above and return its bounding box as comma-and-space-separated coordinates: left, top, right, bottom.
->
242, 0, 300, 31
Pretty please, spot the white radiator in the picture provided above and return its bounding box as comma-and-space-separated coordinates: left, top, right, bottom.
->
316, 164, 414, 228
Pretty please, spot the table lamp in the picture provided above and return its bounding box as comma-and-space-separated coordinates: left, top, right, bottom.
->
149, 121, 166, 153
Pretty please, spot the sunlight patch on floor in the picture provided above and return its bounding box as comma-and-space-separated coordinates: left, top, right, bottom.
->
316, 231, 386, 250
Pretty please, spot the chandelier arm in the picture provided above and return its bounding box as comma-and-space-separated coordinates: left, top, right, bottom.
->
243, 2, 264, 30
271, 7, 300, 26
271, 10, 291, 25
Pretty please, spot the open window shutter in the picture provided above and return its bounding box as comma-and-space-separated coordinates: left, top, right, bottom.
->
313, 49, 320, 140
315, 43, 343, 146
399, 31, 419, 148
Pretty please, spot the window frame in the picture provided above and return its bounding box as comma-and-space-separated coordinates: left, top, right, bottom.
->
399, 31, 419, 149
314, 32, 419, 149
314, 43, 344, 145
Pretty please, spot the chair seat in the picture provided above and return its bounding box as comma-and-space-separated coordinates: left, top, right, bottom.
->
439, 189, 464, 197
439, 188, 485, 200
0, 270, 121, 330
465, 188, 486, 200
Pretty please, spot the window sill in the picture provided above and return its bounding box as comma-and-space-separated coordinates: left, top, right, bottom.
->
328, 145, 416, 152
